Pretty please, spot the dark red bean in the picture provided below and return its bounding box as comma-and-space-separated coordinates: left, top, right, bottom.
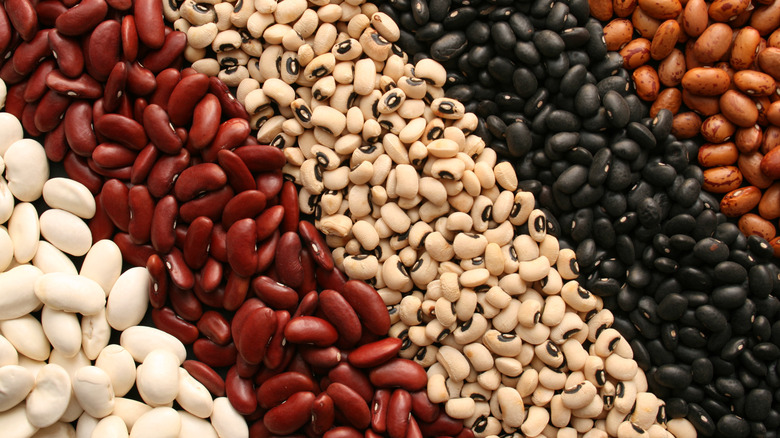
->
327, 382, 371, 430
348, 338, 403, 369
256, 371, 317, 409
183, 360, 226, 397
55, 0, 108, 36
368, 359, 427, 391
226, 366, 257, 415
146, 253, 168, 309
193, 339, 238, 369
285, 316, 338, 347
263, 392, 315, 436
341, 280, 391, 336
133, 0, 165, 49
151, 307, 199, 345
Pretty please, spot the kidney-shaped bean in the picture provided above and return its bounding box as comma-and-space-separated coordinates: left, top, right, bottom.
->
284, 316, 338, 347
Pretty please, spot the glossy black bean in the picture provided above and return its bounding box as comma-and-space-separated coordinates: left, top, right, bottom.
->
416, 22, 446, 41
696, 305, 728, 332
687, 403, 717, 436
602, 91, 630, 128
410, 0, 430, 24
431, 31, 469, 61
745, 389, 773, 421
442, 7, 477, 29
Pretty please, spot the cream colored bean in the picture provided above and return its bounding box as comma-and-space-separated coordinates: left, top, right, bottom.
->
0, 113, 23, 156
95, 345, 136, 398
91, 415, 128, 438
0, 334, 17, 366
106, 267, 151, 331
26, 363, 71, 428
75, 412, 99, 438
73, 366, 115, 418
483, 330, 523, 357
0, 265, 43, 320
38, 209, 91, 257
445, 397, 476, 419
605, 354, 638, 381
210, 397, 248, 438
0, 315, 50, 361
33, 241, 78, 275
0, 226, 11, 271
136, 350, 179, 406
41, 178, 95, 219
177, 368, 214, 419
81, 309, 111, 361
118, 326, 186, 364
463, 343, 494, 372
0, 403, 39, 438
34, 273, 105, 316
0, 365, 34, 411
4, 139, 49, 202
111, 398, 152, 431
8, 202, 39, 263
41, 306, 81, 357
0, 178, 10, 226
79, 239, 122, 295
128, 407, 180, 438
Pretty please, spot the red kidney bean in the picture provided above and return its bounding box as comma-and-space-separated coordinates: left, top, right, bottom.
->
167, 73, 210, 127
147, 148, 191, 198
140, 30, 186, 74
208, 224, 228, 264
63, 152, 103, 194
0, 60, 28, 86
226, 218, 259, 278
297, 249, 317, 299
256, 229, 279, 273
319, 289, 362, 347
6, 0, 38, 41
275, 232, 304, 288
164, 247, 195, 290
386, 389, 412, 438
226, 366, 257, 415
86, 19, 120, 81
264, 391, 315, 435
224, 271, 251, 312
195, 257, 223, 295
348, 338, 403, 369
251, 275, 298, 310
197, 311, 231, 346
88, 193, 115, 242
263, 310, 291, 370
88, 159, 132, 180
316, 266, 349, 292
405, 416, 422, 438
183, 360, 225, 397
120, 15, 138, 62
46, 71, 104, 99
183, 94, 223, 151
193, 339, 238, 368
25, 60, 56, 103
255, 205, 285, 241
174, 163, 227, 202
410, 390, 440, 423
55, 0, 108, 36
299, 346, 342, 369
13, 30, 52, 75
299, 220, 335, 271
234, 145, 287, 172
130, 143, 158, 184
142, 104, 182, 154
92, 143, 137, 169
179, 185, 234, 223
127, 185, 154, 244
182, 216, 213, 269
293, 291, 319, 320
148, 194, 176, 253
237, 306, 276, 364
371, 389, 391, 433
203, 118, 252, 163
22, 102, 42, 137
327, 383, 371, 430
324, 426, 363, 438
35, 1, 68, 27
133, 0, 165, 49
222, 190, 267, 228
146, 254, 168, 309
102, 62, 128, 113
4, 83, 28, 120
328, 362, 374, 403
34, 89, 70, 132
256, 371, 317, 410
417, 412, 464, 437
285, 316, 338, 347
368, 359, 427, 391
208, 76, 250, 121
255, 171, 284, 200
341, 280, 391, 337
169, 284, 203, 322
281, 181, 300, 234
235, 355, 261, 380
48, 31, 83, 78
311, 393, 336, 435
106, 0, 132, 11
63, 101, 98, 156
95, 113, 147, 151
44, 120, 69, 162
231, 299, 265, 347
125, 61, 156, 96
113, 233, 155, 267
0, 5, 10, 52
101, 179, 131, 231
151, 307, 199, 345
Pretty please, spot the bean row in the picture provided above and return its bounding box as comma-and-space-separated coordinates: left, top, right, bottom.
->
0, 103, 247, 438
170, 0, 695, 435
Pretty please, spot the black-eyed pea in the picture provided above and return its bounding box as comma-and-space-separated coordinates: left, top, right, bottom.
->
482, 330, 523, 357
470, 196, 493, 233
484, 285, 511, 310
452, 289, 476, 323
539, 367, 567, 391
551, 399, 573, 429
460, 171, 481, 197
605, 353, 638, 382
630, 393, 660, 430
342, 254, 378, 280
398, 247, 416, 267
320, 190, 342, 216
645, 424, 669, 438
379, 287, 403, 306
489, 162, 516, 192
561, 380, 598, 410
667, 418, 697, 438
434, 297, 458, 327
507, 192, 534, 228
445, 397, 477, 419
518, 256, 551, 283
246, 12, 274, 38
427, 373, 449, 404
414, 345, 439, 368
187, 23, 219, 50
359, 28, 392, 61
452, 113, 479, 136
373, 218, 393, 239
407, 222, 432, 250
534, 340, 565, 368
447, 193, 473, 215
482, 243, 504, 277
490, 192, 513, 225
483, 222, 513, 247
500, 245, 520, 275
316, 3, 341, 22
594, 328, 623, 358
214, 2, 234, 30
408, 326, 434, 347
462, 343, 494, 373
423, 232, 453, 262
516, 300, 541, 329
492, 300, 521, 333
452, 313, 487, 345
419, 299, 436, 320
218, 65, 250, 87
586, 309, 614, 343
382, 255, 413, 292
383, 55, 406, 80
399, 118, 426, 144
436, 345, 470, 382
549, 312, 584, 344
398, 340, 419, 360
605, 408, 626, 436
367, 154, 391, 185
617, 422, 648, 438
513, 235, 539, 263
460, 269, 489, 290
520, 406, 550, 437
413, 58, 447, 88
540, 268, 563, 295
474, 293, 500, 320
561, 340, 589, 372
571, 391, 605, 419
477, 367, 501, 392
425, 319, 455, 344
388, 304, 401, 324
561, 281, 597, 313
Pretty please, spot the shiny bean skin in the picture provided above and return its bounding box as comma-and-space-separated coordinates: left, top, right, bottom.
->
341, 280, 391, 336
226, 218, 258, 278
151, 307, 199, 345
327, 382, 371, 430
54, 0, 108, 36
275, 231, 304, 288
236, 306, 276, 364
263, 391, 315, 435
225, 366, 257, 415
168, 73, 210, 127
387, 389, 412, 438
143, 104, 182, 154
134, 0, 165, 49
369, 359, 428, 391
284, 316, 339, 347
319, 289, 362, 346
189, 94, 222, 150
182, 360, 226, 397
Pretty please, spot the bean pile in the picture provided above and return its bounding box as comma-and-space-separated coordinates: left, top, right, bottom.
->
0, 104, 248, 438
592, 0, 780, 252
170, 0, 698, 437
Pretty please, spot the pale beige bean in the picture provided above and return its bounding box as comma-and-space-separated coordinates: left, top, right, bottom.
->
210, 397, 248, 438
26, 363, 71, 428
445, 397, 476, 419
81, 309, 111, 361
4, 139, 49, 202
41, 178, 95, 219
95, 345, 136, 398
0, 265, 43, 320
128, 407, 180, 438
0, 403, 39, 438
0, 315, 50, 361
33, 241, 78, 275
0, 365, 35, 411
8, 202, 40, 263
41, 306, 81, 358
110, 398, 152, 431
34, 273, 105, 316
91, 415, 128, 438
119, 326, 186, 364
73, 366, 115, 418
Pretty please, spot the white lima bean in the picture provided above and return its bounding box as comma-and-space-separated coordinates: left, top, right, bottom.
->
3, 138, 49, 202
0, 109, 241, 438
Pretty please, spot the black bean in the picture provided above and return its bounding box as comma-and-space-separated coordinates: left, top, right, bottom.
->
696, 305, 728, 332
442, 7, 477, 28
602, 91, 630, 128
687, 403, 717, 436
